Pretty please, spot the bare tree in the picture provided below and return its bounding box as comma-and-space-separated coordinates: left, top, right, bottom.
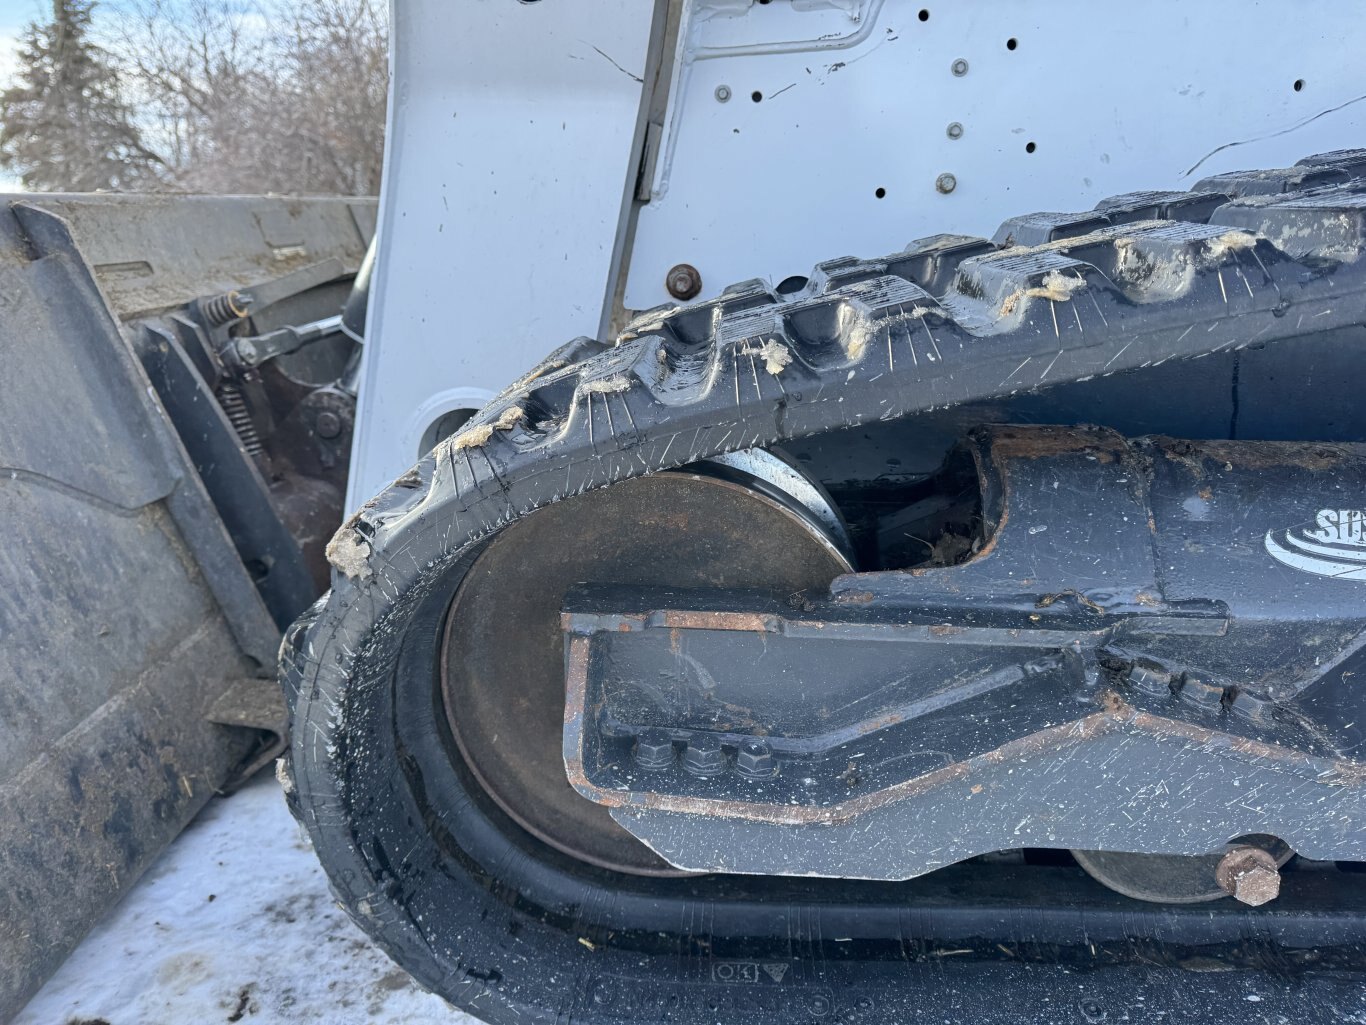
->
103, 0, 387, 194
0, 0, 163, 191
277, 0, 388, 194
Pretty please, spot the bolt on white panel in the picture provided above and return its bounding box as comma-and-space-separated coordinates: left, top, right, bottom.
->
627, 0, 1366, 309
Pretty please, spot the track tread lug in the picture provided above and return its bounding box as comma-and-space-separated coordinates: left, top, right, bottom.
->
1296, 147, 1366, 174
1212, 186, 1366, 261
885, 234, 997, 295
1095, 189, 1230, 225
992, 211, 1111, 247
1194, 163, 1353, 197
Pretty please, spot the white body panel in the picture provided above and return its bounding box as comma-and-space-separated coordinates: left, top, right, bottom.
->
627, 0, 1366, 308
349, 0, 657, 504
352, 0, 1366, 506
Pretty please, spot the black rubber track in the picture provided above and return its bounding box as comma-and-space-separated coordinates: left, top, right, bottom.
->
283, 151, 1366, 1024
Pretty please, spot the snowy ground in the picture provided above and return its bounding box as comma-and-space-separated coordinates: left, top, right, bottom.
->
16, 771, 480, 1025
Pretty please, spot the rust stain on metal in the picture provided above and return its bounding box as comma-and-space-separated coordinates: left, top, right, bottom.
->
564, 662, 1366, 827
964, 489, 1008, 565
564, 634, 1129, 823
564, 635, 592, 729
1035, 589, 1107, 615
1122, 705, 1366, 784
1154, 437, 1352, 477
858, 710, 907, 736
661, 610, 775, 633
1185, 439, 1351, 472
903, 493, 1007, 578
1098, 689, 1126, 714
988, 425, 1124, 463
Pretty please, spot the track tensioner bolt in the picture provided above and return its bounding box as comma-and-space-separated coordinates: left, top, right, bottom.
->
633, 729, 676, 771
1215, 845, 1281, 906
681, 734, 727, 776
735, 739, 777, 779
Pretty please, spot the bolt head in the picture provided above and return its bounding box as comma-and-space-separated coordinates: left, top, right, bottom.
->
315, 410, 343, 439
665, 263, 703, 301
935, 173, 957, 195
951, 58, 969, 76
735, 739, 776, 779
681, 734, 726, 776
1079, 999, 1106, 1023
1233, 867, 1281, 906
633, 729, 676, 771
714, 84, 732, 103
1216, 846, 1281, 907
946, 121, 964, 139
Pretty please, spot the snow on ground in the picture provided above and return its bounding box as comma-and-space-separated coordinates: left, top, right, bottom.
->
15, 771, 480, 1025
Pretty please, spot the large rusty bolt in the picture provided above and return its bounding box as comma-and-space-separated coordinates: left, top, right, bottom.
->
1215, 845, 1281, 906
735, 739, 777, 779
665, 263, 703, 301
681, 734, 726, 777
633, 729, 676, 772
315, 410, 343, 440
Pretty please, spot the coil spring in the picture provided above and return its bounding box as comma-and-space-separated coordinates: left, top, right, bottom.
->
202, 291, 251, 327
217, 382, 264, 457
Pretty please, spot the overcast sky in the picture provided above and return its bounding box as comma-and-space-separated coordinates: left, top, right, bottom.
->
0, 0, 38, 189
0, 1, 37, 79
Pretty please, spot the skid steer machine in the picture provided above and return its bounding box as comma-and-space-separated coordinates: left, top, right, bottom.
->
281, 2, 1366, 1019
9, 1, 1366, 1023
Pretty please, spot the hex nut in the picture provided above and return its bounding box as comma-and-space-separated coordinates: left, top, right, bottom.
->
946, 122, 964, 140
951, 58, 969, 77
936, 173, 958, 195
735, 740, 776, 779
665, 263, 703, 301
633, 730, 676, 771
681, 734, 726, 776
1215, 846, 1281, 907
714, 84, 732, 103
